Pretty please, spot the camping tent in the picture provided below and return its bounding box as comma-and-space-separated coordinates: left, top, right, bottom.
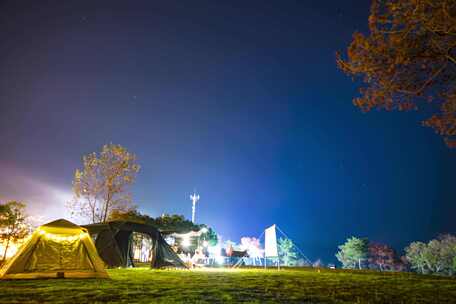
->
83, 221, 186, 268
0, 219, 108, 279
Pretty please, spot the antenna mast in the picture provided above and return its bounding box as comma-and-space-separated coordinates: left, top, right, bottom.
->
190, 191, 200, 223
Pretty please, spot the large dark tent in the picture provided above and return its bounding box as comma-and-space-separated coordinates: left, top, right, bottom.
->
83, 221, 186, 268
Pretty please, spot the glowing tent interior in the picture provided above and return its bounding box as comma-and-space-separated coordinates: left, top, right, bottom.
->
0, 219, 109, 279
83, 221, 187, 268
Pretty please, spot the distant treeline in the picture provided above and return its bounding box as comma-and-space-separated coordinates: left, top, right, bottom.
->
335, 235, 456, 276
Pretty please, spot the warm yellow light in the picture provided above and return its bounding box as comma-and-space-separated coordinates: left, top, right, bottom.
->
41, 232, 80, 242
0, 242, 19, 259
0, 235, 30, 259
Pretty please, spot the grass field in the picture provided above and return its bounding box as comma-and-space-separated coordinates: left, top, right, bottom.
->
1, 267, 456, 303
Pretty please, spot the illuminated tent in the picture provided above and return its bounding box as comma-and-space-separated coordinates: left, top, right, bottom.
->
0, 219, 108, 279
83, 221, 186, 268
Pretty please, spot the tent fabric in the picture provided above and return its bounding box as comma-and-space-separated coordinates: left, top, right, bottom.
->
0, 219, 109, 279
83, 221, 187, 269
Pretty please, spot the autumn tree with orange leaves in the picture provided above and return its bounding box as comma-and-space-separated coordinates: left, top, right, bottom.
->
68, 144, 140, 224
337, 0, 456, 146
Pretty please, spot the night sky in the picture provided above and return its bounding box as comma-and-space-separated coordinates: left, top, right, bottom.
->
1, 1, 455, 263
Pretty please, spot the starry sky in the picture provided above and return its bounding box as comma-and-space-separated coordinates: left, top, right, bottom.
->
0, 1, 455, 263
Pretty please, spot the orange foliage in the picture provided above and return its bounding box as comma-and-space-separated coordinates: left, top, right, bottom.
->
337, 0, 456, 146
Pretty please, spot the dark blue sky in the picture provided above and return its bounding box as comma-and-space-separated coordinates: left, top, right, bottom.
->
0, 1, 455, 263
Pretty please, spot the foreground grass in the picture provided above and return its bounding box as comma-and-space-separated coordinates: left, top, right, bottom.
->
1, 267, 456, 303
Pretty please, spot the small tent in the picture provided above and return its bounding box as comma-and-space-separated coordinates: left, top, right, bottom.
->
83, 221, 186, 268
0, 219, 108, 279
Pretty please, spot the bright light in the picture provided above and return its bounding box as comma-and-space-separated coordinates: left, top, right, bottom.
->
200, 227, 208, 234
164, 236, 175, 246
0, 242, 20, 259
208, 243, 224, 264
182, 235, 191, 247
0, 233, 31, 259
240, 237, 264, 258
202, 240, 209, 247
216, 255, 225, 264
207, 244, 221, 256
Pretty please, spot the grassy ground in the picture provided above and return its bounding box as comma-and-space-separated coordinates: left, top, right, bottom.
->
1, 267, 456, 303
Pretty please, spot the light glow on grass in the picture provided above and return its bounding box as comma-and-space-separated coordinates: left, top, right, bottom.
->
0, 267, 455, 303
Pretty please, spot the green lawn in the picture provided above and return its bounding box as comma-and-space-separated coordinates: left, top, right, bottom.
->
1, 267, 456, 303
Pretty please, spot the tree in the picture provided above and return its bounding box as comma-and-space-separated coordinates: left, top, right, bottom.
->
68, 144, 140, 223
200, 226, 218, 247
437, 234, 456, 276
278, 237, 298, 266
336, 237, 369, 269
108, 210, 218, 245
368, 242, 398, 271
453, 255, 456, 274
405, 235, 456, 275
337, 0, 456, 147
0, 201, 28, 262
405, 241, 428, 274
395, 256, 410, 272
424, 239, 447, 273
109, 209, 149, 223
153, 214, 198, 233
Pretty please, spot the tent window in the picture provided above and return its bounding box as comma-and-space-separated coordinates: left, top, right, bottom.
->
131, 232, 153, 263
89, 233, 98, 242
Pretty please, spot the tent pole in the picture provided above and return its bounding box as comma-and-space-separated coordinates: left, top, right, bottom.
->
276, 225, 312, 266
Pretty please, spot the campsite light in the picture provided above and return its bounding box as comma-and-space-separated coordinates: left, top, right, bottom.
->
182, 235, 191, 247
215, 255, 225, 264
207, 244, 220, 256
0, 240, 20, 259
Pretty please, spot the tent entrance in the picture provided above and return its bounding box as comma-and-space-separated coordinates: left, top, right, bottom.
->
131, 232, 153, 264
83, 221, 186, 268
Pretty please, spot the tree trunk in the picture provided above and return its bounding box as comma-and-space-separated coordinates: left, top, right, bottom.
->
358, 258, 362, 269
102, 193, 111, 223
2, 236, 11, 262
90, 198, 96, 224
2, 222, 15, 262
